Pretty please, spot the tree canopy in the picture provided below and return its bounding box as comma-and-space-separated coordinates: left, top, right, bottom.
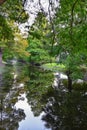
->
27, 0, 87, 91
0, 0, 87, 91
56, 0, 87, 81
0, 0, 29, 60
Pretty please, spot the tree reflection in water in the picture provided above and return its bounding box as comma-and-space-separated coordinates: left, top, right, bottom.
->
0, 64, 87, 130
0, 64, 27, 130
26, 66, 87, 130
26, 65, 53, 117
42, 89, 87, 130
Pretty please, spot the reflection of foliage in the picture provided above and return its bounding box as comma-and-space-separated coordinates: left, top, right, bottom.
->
16, 64, 30, 83
42, 90, 87, 130
1, 60, 87, 130
0, 102, 25, 130
26, 66, 54, 116
0, 66, 13, 94
0, 64, 29, 129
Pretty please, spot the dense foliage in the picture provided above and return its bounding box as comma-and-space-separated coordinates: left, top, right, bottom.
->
0, 0, 87, 90
0, 0, 29, 60
52, 0, 87, 90
26, 0, 87, 90
27, 12, 55, 64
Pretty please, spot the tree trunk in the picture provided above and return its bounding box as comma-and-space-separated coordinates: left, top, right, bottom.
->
66, 70, 72, 92
67, 75, 72, 92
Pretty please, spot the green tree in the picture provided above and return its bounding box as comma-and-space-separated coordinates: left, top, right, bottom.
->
0, 0, 28, 22
53, 0, 87, 91
27, 12, 54, 64
0, 0, 29, 61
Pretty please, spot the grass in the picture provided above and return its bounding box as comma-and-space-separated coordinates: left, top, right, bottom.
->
41, 62, 66, 72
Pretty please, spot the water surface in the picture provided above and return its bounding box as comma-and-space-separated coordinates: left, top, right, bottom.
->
0, 63, 87, 130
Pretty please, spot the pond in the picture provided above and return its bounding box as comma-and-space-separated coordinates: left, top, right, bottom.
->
0, 63, 87, 130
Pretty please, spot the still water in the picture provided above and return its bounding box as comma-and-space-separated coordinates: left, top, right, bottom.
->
0, 63, 87, 130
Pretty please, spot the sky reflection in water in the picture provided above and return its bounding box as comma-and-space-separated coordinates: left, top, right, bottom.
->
15, 93, 51, 130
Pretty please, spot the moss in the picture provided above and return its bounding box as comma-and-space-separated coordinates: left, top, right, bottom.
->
62, 79, 68, 87
73, 82, 87, 91
62, 79, 87, 91
11, 97, 18, 103
5, 107, 12, 112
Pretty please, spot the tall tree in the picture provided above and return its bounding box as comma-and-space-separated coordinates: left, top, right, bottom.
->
53, 0, 87, 91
